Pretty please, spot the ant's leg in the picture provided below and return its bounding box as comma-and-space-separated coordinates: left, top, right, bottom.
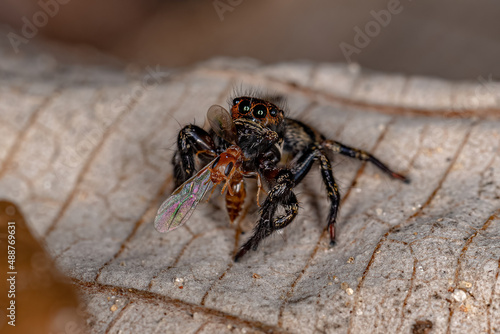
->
173, 125, 216, 187
239, 171, 266, 207
322, 140, 410, 183
234, 170, 298, 261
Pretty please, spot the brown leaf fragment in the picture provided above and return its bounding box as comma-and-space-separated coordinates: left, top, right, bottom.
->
0, 201, 87, 334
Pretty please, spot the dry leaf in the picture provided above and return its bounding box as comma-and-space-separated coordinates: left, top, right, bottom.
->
1, 35, 500, 333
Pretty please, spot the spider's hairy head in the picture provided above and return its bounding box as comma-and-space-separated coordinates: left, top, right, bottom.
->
231, 86, 285, 122
230, 96, 285, 128
223, 90, 284, 161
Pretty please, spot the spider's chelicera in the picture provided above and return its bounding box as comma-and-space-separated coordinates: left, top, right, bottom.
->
154, 95, 409, 261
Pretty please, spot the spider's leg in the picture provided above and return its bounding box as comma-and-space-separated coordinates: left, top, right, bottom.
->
317, 152, 341, 246
322, 140, 410, 183
290, 144, 340, 246
173, 125, 217, 187
234, 170, 298, 261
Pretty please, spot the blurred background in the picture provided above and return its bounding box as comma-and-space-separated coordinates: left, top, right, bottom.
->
0, 0, 499, 80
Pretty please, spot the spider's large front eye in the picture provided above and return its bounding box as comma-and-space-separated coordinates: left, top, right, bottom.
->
253, 104, 267, 118
238, 100, 251, 114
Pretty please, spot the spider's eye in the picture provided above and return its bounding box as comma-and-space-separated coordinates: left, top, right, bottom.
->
232, 98, 240, 105
269, 108, 278, 117
253, 104, 267, 118
238, 100, 251, 114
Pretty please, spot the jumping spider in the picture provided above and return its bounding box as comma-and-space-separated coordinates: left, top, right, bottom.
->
154, 95, 409, 261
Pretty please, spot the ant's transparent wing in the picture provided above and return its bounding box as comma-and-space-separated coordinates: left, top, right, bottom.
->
154, 164, 214, 233
207, 104, 237, 144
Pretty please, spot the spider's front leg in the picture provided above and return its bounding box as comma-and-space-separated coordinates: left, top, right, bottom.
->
234, 169, 298, 261
289, 144, 341, 246
172, 125, 217, 187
